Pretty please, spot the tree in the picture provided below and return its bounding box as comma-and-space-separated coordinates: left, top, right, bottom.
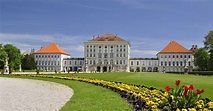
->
22, 53, 36, 70
3, 44, 22, 73
204, 30, 213, 70
0, 50, 8, 69
194, 48, 210, 71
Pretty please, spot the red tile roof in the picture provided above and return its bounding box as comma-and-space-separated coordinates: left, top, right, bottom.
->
90, 34, 125, 42
159, 41, 193, 53
34, 43, 70, 55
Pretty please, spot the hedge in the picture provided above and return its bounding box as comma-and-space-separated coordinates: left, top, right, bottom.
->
188, 71, 213, 76
166, 71, 213, 76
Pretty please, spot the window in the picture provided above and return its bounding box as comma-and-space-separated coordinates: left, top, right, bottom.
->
120, 53, 122, 57
120, 60, 122, 64
165, 55, 167, 58
169, 62, 171, 66
117, 54, 118, 57
131, 61, 133, 65
105, 46, 107, 48
123, 60, 125, 64
180, 55, 182, 58
111, 46, 113, 48
180, 61, 183, 66
93, 54, 95, 57
173, 55, 175, 58
176, 62, 179, 66
65, 61, 66, 65
123, 53, 125, 57
189, 62, 191, 66
70, 61, 72, 65
165, 62, 167, 66
137, 61, 139, 65
120, 49, 122, 51
124, 48, 126, 51
75, 61, 77, 65
184, 55, 186, 58
188, 55, 191, 58
168, 55, 170, 58
176, 55, 179, 58
104, 53, 107, 58
99, 46, 101, 48
173, 61, 175, 66
98, 53, 101, 58
90, 54, 92, 57
110, 53, 113, 58
161, 61, 163, 66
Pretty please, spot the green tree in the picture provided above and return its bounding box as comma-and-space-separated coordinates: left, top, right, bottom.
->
3, 44, 22, 73
204, 30, 213, 70
22, 53, 36, 70
194, 48, 210, 71
0, 50, 8, 69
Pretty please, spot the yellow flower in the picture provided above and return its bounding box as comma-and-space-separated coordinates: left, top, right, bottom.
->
197, 104, 202, 108
208, 102, 213, 108
182, 109, 187, 111
203, 108, 210, 111
176, 108, 180, 111
188, 108, 196, 111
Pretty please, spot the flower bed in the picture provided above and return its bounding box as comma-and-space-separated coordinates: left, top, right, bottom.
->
11, 74, 213, 111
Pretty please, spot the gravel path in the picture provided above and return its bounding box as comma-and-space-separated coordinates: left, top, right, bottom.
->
0, 77, 74, 111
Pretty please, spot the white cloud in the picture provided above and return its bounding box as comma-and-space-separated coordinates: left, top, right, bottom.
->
0, 33, 84, 57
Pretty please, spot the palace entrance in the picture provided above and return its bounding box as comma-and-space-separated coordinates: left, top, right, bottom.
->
97, 66, 101, 72
103, 66, 107, 72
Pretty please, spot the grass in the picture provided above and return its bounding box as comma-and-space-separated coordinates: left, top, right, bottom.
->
0, 75, 132, 111
1, 72, 213, 110
54, 72, 213, 100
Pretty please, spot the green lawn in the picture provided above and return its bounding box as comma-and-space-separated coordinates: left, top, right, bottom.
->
58, 72, 213, 100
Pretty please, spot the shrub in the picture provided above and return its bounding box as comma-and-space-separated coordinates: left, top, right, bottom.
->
188, 71, 213, 76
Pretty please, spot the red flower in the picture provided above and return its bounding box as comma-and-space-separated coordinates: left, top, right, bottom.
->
165, 86, 171, 92
196, 89, 204, 94
189, 84, 194, 90
175, 80, 181, 86
184, 85, 189, 91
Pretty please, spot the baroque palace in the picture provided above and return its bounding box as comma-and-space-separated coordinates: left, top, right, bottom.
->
34, 34, 197, 73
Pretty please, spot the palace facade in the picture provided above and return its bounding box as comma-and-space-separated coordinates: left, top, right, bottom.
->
34, 34, 197, 72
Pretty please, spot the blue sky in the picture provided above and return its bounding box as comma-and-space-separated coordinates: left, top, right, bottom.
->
0, 0, 213, 58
